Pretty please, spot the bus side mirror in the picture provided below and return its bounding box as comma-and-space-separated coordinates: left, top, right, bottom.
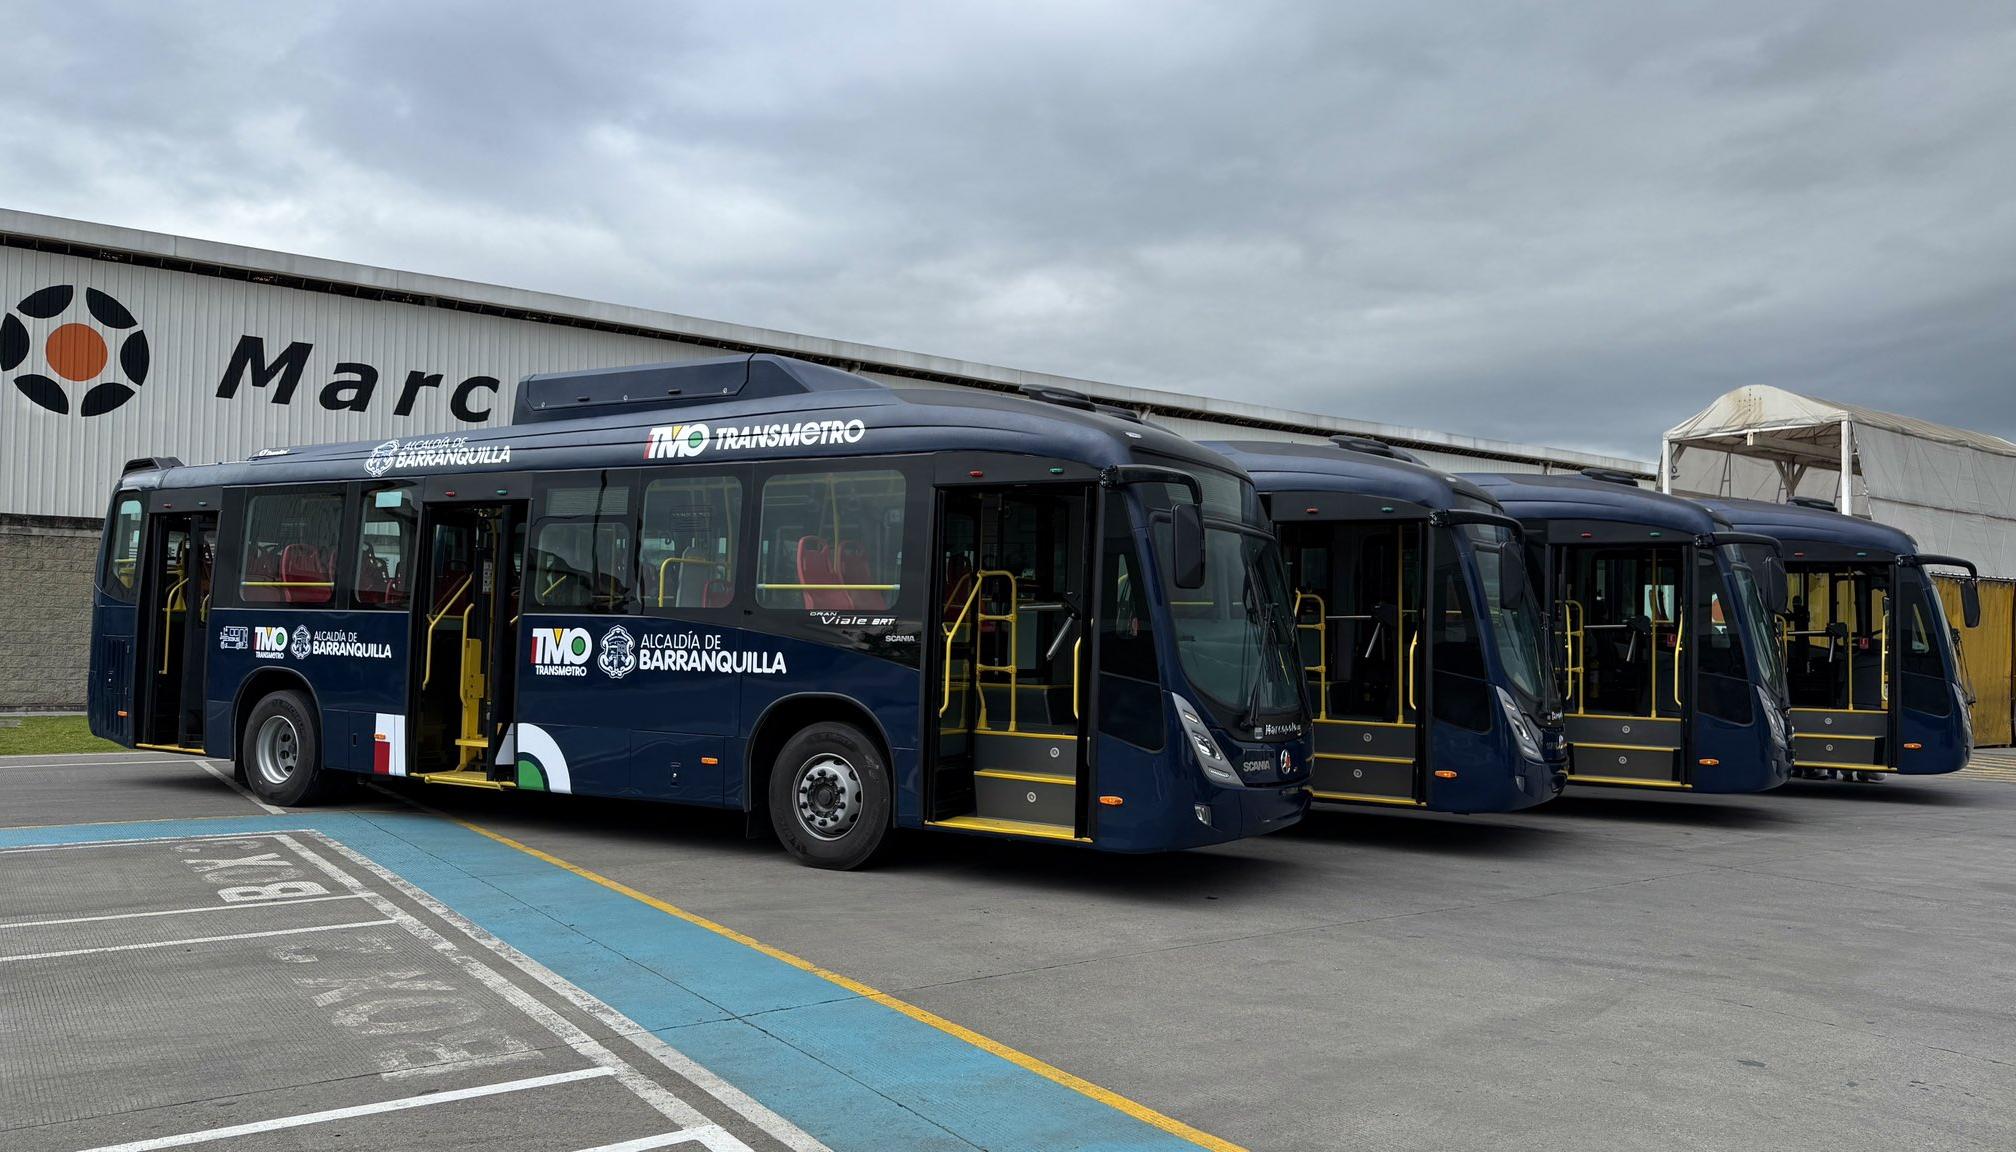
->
1962, 580, 1982, 629
1171, 504, 1206, 590
1768, 566, 1789, 618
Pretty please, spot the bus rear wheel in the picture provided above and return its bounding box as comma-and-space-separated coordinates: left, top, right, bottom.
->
240, 689, 337, 807
769, 721, 891, 870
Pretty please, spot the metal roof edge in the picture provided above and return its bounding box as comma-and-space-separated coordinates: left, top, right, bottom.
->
0, 207, 1650, 474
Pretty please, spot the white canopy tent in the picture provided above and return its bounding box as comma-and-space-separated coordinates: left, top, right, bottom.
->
1662, 385, 2016, 579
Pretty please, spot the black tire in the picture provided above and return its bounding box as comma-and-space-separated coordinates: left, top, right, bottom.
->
768, 721, 891, 870
239, 689, 337, 807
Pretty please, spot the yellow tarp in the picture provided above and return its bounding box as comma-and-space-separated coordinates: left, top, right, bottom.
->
1938, 575, 2014, 747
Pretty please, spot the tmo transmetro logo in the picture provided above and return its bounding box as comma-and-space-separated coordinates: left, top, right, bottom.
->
0, 285, 150, 416
530, 627, 593, 677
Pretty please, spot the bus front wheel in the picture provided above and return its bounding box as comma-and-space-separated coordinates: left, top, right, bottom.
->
769, 721, 891, 870
240, 689, 336, 807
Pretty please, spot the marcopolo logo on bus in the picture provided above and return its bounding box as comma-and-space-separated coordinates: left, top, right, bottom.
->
645, 418, 866, 460
531, 627, 594, 676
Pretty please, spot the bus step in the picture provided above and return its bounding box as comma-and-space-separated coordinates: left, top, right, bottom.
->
925, 814, 1087, 843
973, 729, 1076, 774
419, 768, 514, 791
973, 768, 1075, 825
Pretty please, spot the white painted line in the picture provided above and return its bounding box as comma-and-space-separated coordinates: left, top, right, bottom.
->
273, 835, 753, 1149
197, 758, 285, 815
0, 892, 369, 930
70, 1067, 615, 1152
0, 830, 305, 854
309, 819, 830, 1152
0, 918, 393, 964
572, 1129, 739, 1152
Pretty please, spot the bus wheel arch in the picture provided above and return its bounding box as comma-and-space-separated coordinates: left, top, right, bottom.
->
748, 694, 895, 869
232, 670, 338, 806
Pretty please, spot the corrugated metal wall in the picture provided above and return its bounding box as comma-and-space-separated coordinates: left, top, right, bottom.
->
1938, 574, 2014, 747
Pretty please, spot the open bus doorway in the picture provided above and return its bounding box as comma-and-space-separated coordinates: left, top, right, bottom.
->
930, 483, 1095, 840
409, 499, 525, 784
136, 511, 216, 753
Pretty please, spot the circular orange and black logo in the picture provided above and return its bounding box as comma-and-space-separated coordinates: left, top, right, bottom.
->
0, 285, 150, 416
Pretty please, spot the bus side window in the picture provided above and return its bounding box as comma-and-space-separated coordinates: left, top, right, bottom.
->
755, 469, 906, 611
355, 486, 417, 610
101, 494, 144, 603
531, 473, 635, 613
1096, 491, 1163, 750
639, 473, 742, 612
240, 489, 344, 605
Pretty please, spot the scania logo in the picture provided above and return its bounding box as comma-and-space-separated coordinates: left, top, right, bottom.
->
0, 285, 150, 416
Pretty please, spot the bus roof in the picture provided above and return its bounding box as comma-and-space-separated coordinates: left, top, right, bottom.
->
1462, 472, 1729, 535
1203, 440, 1502, 513
1693, 496, 1917, 560
121, 354, 1241, 492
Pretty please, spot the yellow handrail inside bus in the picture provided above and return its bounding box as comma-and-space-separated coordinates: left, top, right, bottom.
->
1406, 631, 1419, 712
1880, 602, 1890, 707
1558, 599, 1585, 707
1294, 591, 1328, 720
158, 576, 190, 675
1071, 635, 1083, 722
655, 553, 722, 607
1672, 606, 1685, 710
423, 574, 474, 689
939, 570, 1018, 727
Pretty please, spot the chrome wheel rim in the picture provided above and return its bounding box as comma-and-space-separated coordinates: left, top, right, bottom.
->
253, 714, 301, 788
794, 754, 862, 842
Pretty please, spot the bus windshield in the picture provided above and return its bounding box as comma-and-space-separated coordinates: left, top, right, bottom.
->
1462, 523, 1554, 714
1145, 465, 1305, 740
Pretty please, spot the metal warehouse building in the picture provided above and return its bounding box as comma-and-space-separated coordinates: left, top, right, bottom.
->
0, 208, 1644, 710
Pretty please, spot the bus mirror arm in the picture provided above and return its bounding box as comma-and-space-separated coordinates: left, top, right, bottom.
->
1911, 554, 1981, 628
1102, 465, 1206, 589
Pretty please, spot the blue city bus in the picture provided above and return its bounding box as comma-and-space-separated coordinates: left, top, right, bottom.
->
87, 354, 1311, 868
1204, 438, 1565, 812
1465, 471, 1793, 794
1696, 496, 1980, 781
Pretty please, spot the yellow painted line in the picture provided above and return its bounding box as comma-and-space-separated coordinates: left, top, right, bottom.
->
1795, 733, 1881, 742
1797, 761, 1894, 772
441, 818, 1241, 1150
1312, 752, 1413, 765
135, 742, 209, 755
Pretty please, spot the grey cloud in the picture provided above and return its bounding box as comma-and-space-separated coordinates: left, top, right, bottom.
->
4, 0, 2015, 460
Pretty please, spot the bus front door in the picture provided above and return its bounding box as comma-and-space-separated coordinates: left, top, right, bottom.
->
928, 483, 1095, 841
1557, 545, 1688, 788
409, 500, 524, 785
136, 511, 216, 752
1283, 521, 1427, 807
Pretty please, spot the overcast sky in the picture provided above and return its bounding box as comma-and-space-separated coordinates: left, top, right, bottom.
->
4, 1, 2014, 459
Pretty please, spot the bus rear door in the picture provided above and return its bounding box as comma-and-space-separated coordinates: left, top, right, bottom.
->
406, 482, 528, 787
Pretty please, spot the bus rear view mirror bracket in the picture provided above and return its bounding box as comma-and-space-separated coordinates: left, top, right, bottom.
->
1102, 464, 1207, 590
1913, 554, 1982, 629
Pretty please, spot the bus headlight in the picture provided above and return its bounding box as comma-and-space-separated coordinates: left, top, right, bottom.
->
1172, 694, 1240, 786
1495, 687, 1543, 762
